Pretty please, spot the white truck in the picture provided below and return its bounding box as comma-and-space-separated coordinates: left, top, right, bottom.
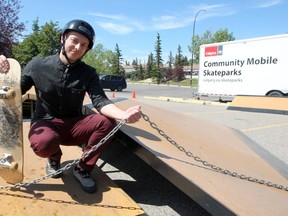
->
197, 34, 288, 100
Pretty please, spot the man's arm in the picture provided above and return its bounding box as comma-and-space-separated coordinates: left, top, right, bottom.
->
99, 103, 141, 124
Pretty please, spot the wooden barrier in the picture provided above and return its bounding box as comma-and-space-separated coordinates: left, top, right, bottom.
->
228, 95, 288, 114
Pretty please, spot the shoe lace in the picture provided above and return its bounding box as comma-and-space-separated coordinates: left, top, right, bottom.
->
48, 160, 60, 167
78, 169, 90, 178
50, 161, 57, 166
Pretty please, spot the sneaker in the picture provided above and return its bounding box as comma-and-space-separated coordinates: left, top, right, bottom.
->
46, 159, 62, 178
73, 165, 97, 193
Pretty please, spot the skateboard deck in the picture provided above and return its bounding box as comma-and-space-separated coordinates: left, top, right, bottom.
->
0, 58, 23, 183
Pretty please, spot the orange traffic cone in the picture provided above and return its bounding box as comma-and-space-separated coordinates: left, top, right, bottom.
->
112, 92, 116, 98
131, 90, 136, 99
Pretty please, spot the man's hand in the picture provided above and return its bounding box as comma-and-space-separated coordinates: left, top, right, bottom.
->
0, 55, 10, 73
122, 105, 142, 123
99, 103, 142, 123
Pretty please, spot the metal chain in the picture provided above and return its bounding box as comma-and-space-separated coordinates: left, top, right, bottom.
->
1, 112, 288, 192
141, 113, 288, 192
0, 120, 126, 190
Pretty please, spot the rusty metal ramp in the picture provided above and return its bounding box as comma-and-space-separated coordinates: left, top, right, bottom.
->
0, 122, 145, 216
88, 98, 288, 216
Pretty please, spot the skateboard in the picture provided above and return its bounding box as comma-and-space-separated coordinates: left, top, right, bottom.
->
0, 58, 23, 183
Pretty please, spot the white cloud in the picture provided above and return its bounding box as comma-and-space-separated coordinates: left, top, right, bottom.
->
96, 22, 133, 35
89, 4, 235, 35
128, 20, 146, 31
192, 4, 236, 18
253, 0, 282, 8
152, 4, 235, 31
152, 15, 187, 30
90, 11, 147, 34
89, 12, 126, 21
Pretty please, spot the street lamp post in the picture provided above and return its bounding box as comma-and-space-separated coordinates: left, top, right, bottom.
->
190, 9, 206, 87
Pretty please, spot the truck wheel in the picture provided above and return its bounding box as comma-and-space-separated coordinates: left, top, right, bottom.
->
267, 91, 284, 97
116, 85, 123, 92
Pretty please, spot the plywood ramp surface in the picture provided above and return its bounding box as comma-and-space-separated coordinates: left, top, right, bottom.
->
107, 98, 288, 216
0, 122, 144, 216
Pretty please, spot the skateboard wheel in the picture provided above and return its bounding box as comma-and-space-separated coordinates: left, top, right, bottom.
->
10, 162, 18, 170
5, 89, 16, 99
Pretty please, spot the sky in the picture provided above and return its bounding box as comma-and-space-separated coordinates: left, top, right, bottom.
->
18, 0, 288, 63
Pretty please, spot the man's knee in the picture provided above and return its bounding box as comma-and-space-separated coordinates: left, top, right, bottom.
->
30, 135, 60, 158
92, 114, 116, 131
28, 122, 60, 158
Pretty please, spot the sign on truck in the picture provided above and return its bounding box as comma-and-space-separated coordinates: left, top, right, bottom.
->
197, 34, 288, 100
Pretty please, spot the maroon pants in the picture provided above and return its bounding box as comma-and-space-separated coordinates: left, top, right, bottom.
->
28, 114, 116, 171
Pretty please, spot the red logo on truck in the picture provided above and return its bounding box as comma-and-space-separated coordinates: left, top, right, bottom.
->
205, 45, 223, 57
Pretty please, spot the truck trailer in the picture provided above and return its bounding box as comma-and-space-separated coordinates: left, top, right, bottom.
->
197, 34, 288, 100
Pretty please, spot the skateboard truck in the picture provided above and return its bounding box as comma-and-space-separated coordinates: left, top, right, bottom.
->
0, 86, 16, 99
0, 153, 18, 170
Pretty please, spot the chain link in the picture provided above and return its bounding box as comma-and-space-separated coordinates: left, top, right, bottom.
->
141, 113, 288, 192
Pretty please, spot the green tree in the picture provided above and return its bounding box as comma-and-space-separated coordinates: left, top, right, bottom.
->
167, 51, 174, 68
212, 28, 235, 43
147, 53, 160, 83
173, 45, 184, 81
138, 62, 144, 81
132, 59, 138, 66
13, 19, 40, 65
182, 56, 189, 66
13, 19, 61, 65
153, 33, 163, 84
154, 33, 163, 68
0, 0, 25, 57
174, 45, 184, 66
110, 43, 125, 75
188, 28, 235, 64
132, 58, 139, 80
146, 52, 156, 79
83, 44, 115, 75
131, 58, 145, 81
37, 21, 61, 56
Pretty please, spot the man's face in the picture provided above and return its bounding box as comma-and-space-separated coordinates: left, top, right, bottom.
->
62, 31, 89, 63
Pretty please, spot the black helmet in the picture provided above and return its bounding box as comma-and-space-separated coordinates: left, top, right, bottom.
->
62, 19, 95, 49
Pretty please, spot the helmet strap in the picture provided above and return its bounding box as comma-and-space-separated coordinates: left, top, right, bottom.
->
61, 37, 72, 65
